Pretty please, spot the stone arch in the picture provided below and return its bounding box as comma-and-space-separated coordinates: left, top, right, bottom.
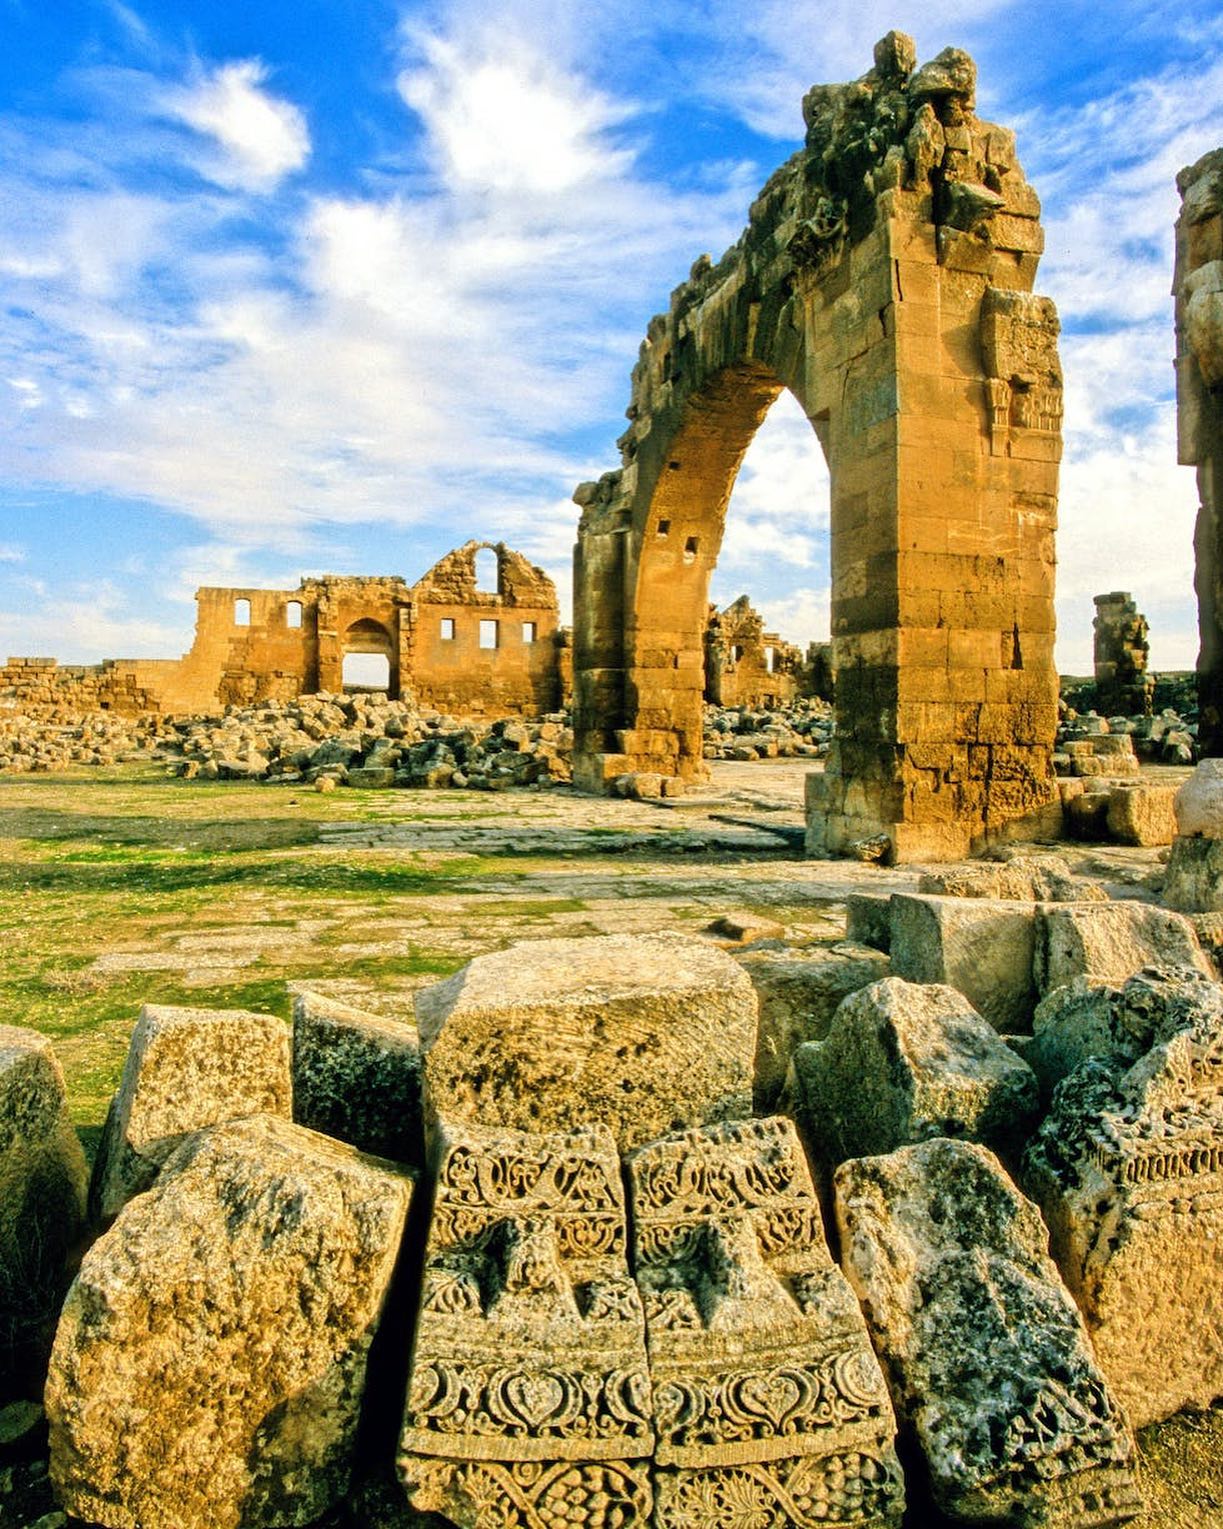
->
573, 32, 1063, 862
342, 617, 397, 695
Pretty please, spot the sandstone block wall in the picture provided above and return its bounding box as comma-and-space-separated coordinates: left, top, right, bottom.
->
704, 594, 802, 709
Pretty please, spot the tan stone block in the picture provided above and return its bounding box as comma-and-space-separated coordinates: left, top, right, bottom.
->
1106, 784, 1177, 847
1036, 903, 1214, 994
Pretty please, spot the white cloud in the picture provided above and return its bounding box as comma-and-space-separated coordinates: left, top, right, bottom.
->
756, 588, 832, 649
160, 60, 309, 192
398, 29, 635, 195
0, 579, 184, 661
0, 544, 24, 563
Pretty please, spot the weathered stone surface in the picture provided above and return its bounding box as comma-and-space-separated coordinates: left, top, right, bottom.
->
292, 991, 423, 1166
1035, 904, 1213, 995
47, 1115, 413, 1529
916, 855, 1106, 903
889, 892, 1037, 1031
1025, 967, 1223, 1102
836, 1139, 1141, 1526
790, 978, 1037, 1171
736, 942, 890, 1110
629, 1116, 904, 1529
1093, 594, 1153, 718
400, 1119, 653, 1527
417, 933, 757, 1150
1024, 980, 1223, 1427
845, 892, 891, 951
1168, 761, 1223, 845
1164, 832, 1223, 912
0, 1028, 86, 1388
1106, 784, 1177, 847
89, 1003, 292, 1223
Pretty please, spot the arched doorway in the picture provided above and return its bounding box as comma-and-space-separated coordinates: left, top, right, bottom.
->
573, 33, 1063, 862
342, 617, 397, 696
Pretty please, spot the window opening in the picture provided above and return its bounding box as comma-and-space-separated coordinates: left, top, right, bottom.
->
522, 622, 536, 644
765, 646, 775, 673
286, 601, 302, 629
440, 618, 456, 640
234, 599, 251, 627
479, 619, 499, 650
474, 547, 499, 593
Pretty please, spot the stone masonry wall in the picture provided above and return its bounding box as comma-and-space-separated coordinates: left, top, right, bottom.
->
704, 595, 802, 708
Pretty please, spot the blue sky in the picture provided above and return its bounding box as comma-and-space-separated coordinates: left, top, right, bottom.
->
0, 1, 1221, 674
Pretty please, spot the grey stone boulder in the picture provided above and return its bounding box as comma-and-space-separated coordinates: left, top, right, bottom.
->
1162, 833, 1223, 913
1035, 903, 1213, 996
90, 1004, 292, 1223
789, 978, 1037, 1174
836, 1139, 1141, 1527
47, 1115, 413, 1529
292, 991, 423, 1166
0, 1028, 87, 1389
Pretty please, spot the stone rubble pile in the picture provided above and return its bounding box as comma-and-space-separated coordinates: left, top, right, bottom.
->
701, 699, 834, 762
1056, 706, 1198, 771
3, 884, 1221, 1526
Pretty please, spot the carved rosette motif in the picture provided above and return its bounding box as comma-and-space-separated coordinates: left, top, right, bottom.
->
400, 1119, 655, 1525
627, 1117, 905, 1524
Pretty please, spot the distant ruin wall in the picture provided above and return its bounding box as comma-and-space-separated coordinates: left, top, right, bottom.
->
3, 542, 565, 721
1178, 149, 1223, 755
1093, 591, 1153, 718
704, 596, 802, 708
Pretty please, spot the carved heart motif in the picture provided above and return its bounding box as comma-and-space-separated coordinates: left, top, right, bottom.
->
501, 1369, 570, 1431
733, 1369, 804, 1431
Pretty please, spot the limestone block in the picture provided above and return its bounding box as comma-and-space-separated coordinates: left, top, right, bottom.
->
1105, 784, 1177, 847
345, 766, 395, 788
888, 892, 1037, 1031
416, 933, 756, 1151
736, 942, 890, 1109
1163, 833, 1223, 913
916, 854, 1105, 903
0, 1028, 87, 1383
1024, 986, 1223, 1425
1025, 967, 1223, 1102
1036, 903, 1213, 995
629, 1117, 905, 1529
836, 1139, 1141, 1526
90, 1004, 292, 1223
1174, 757, 1223, 838
790, 978, 1037, 1171
47, 1116, 413, 1529
400, 1118, 653, 1527
1184, 258, 1223, 386
292, 991, 423, 1166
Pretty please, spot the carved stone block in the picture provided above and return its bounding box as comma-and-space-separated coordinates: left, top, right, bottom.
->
628, 1116, 905, 1529
399, 1118, 654, 1527
836, 1138, 1140, 1526
1024, 979, 1223, 1427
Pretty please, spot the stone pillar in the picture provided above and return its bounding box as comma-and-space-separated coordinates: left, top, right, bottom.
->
1176, 150, 1223, 755
1092, 591, 1153, 716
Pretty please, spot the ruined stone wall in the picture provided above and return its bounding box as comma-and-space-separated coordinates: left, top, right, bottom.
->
1177, 150, 1223, 755
1093, 591, 1153, 717
406, 542, 562, 715
3, 547, 565, 720
573, 33, 1062, 861
704, 595, 801, 708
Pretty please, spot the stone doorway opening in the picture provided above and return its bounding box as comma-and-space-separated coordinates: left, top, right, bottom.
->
342, 618, 396, 696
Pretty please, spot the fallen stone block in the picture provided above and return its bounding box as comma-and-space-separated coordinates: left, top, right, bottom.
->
790, 978, 1037, 1172
845, 892, 891, 951
292, 991, 423, 1166
916, 854, 1106, 902
1067, 789, 1113, 841
736, 941, 890, 1110
345, 766, 396, 788
0, 1028, 87, 1389
400, 1118, 653, 1527
888, 892, 1037, 1031
1162, 833, 1223, 913
48, 1115, 413, 1529
1036, 903, 1213, 995
416, 933, 756, 1151
704, 910, 785, 945
836, 1138, 1141, 1527
1025, 967, 1223, 1102
1174, 757, 1223, 838
1024, 985, 1223, 1427
90, 1004, 292, 1223
629, 1116, 905, 1529
1106, 784, 1177, 847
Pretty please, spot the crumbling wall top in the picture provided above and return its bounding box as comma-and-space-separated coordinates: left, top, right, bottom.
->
411, 541, 558, 610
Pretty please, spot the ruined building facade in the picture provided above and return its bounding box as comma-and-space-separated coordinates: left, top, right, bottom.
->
573, 34, 1062, 862
1178, 150, 1223, 755
704, 596, 803, 708
1, 543, 567, 720
1093, 591, 1153, 717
